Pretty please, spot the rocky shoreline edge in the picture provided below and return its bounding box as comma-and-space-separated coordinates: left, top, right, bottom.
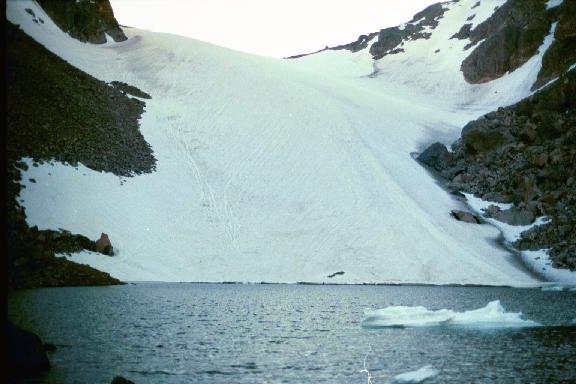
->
418, 68, 576, 274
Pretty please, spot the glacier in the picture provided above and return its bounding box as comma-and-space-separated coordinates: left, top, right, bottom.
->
6, 0, 562, 285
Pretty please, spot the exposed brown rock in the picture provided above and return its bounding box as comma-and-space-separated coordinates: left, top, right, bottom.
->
95, 233, 114, 256
451, 210, 483, 224
37, 0, 127, 44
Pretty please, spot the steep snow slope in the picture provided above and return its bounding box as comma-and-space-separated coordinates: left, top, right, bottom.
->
7, 0, 556, 285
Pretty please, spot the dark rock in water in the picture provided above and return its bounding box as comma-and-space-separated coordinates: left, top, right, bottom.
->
37, 0, 127, 44
417, 142, 451, 172
111, 376, 135, 384
484, 205, 535, 226
7, 320, 50, 377
95, 233, 114, 256
451, 210, 483, 224
43, 343, 57, 352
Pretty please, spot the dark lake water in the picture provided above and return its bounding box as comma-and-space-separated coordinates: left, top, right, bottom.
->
7, 283, 576, 384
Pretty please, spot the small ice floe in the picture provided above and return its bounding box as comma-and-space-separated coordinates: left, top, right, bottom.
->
541, 285, 565, 292
361, 300, 540, 329
389, 365, 439, 383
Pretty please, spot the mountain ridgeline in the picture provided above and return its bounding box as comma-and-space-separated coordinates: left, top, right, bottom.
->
290, 0, 575, 92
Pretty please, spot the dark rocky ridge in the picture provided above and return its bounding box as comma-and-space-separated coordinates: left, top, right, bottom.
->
533, 0, 576, 89
461, 0, 576, 89
418, 68, 576, 271
6, 22, 156, 289
37, 0, 127, 44
286, 2, 446, 59
290, 0, 575, 93
369, 2, 447, 59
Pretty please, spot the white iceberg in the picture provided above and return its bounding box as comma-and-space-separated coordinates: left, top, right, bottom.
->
390, 365, 439, 383
362, 300, 541, 329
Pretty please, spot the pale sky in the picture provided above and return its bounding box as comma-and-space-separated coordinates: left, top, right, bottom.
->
109, 0, 440, 57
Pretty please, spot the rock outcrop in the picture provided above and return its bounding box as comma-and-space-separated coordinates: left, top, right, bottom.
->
370, 2, 446, 59
451, 210, 484, 224
461, 0, 551, 84
291, 0, 574, 93
533, 0, 576, 89
286, 2, 447, 60
37, 0, 127, 44
6, 22, 154, 289
461, 0, 575, 90
418, 68, 576, 270
95, 233, 114, 256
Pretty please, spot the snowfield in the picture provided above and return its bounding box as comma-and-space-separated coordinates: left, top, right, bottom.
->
7, 0, 572, 285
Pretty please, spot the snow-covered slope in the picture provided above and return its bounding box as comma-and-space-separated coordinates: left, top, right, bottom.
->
7, 0, 561, 285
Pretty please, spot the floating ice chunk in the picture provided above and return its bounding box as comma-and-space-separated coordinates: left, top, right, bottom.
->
390, 365, 439, 383
541, 285, 564, 292
361, 300, 541, 329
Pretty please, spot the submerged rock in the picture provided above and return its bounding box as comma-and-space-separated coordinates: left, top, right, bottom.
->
6, 320, 50, 377
111, 376, 135, 384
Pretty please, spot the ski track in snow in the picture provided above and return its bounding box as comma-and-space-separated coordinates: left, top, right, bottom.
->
6, 0, 570, 285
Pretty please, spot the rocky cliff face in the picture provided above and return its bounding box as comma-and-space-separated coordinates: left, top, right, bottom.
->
418, 69, 576, 271
6, 22, 155, 289
460, 0, 575, 89
37, 0, 126, 44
